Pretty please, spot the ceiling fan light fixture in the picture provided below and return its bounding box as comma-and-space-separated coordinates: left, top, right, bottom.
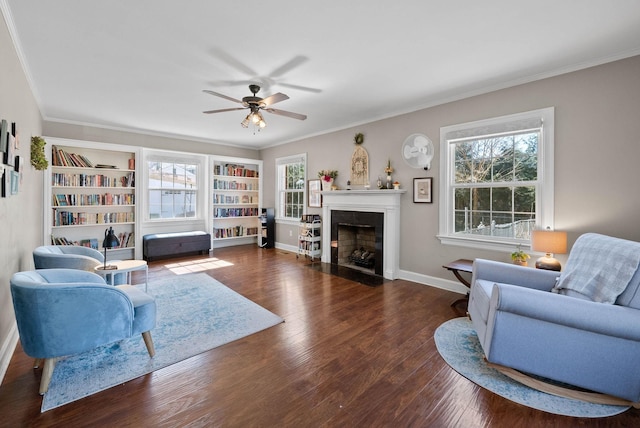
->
258, 118, 267, 128
241, 115, 250, 128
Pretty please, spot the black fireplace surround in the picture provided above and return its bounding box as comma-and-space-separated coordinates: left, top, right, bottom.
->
330, 210, 384, 276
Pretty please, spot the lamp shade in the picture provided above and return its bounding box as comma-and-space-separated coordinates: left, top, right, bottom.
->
103, 226, 120, 249
531, 230, 567, 254
99, 227, 120, 270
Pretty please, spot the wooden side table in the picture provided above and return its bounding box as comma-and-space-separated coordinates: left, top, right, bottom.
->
95, 260, 149, 292
442, 259, 473, 308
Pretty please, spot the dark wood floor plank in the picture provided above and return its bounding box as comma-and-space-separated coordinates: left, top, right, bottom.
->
1, 245, 638, 427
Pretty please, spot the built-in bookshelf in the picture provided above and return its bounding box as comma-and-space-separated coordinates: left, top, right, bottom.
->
44, 139, 138, 259
211, 156, 262, 248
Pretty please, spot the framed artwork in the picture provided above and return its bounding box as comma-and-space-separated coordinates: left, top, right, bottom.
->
10, 170, 19, 195
413, 177, 433, 203
1, 168, 8, 197
4, 133, 15, 166
308, 179, 322, 207
0, 120, 7, 153
350, 145, 369, 186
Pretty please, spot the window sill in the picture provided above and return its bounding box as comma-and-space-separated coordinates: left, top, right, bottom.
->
276, 218, 301, 226
437, 234, 531, 253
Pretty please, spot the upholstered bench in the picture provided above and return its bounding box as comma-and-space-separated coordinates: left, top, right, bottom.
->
143, 231, 211, 261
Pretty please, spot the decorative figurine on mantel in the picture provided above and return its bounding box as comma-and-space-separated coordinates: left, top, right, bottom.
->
384, 160, 393, 189
350, 132, 369, 187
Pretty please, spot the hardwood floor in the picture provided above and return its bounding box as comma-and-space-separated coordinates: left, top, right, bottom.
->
1, 246, 638, 427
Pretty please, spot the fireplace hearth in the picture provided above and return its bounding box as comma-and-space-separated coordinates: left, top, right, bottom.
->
321, 189, 405, 280
332, 210, 384, 276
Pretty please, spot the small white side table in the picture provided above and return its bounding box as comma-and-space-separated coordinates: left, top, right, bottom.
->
95, 260, 149, 292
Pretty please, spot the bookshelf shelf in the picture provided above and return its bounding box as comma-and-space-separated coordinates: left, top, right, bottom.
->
211, 156, 262, 248
44, 139, 138, 259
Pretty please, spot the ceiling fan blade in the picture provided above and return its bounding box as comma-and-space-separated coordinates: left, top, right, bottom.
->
278, 82, 323, 93
210, 47, 257, 76
265, 108, 307, 121
269, 55, 309, 77
260, 92, 289, 107
202, 90, 243, 104
203, 107, 246, 114
209, 80, 254, 87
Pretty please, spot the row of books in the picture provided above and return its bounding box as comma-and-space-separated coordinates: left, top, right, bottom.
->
53, 193, 135, 206
214, 226, 259, 239
213, 194, 257, 204
52, 145, 95, 168
300, 214, 321, 224
213, 207, 259, 218
213, 179, 258, 191
52, 172, 135, 188
51, 232, 134, 249
53, 211, 135, 226
213, 163, 259, 178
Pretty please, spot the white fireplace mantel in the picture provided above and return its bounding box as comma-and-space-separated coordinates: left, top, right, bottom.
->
321, 190, 406, 279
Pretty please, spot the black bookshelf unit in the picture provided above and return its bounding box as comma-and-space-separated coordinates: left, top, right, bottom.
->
260, 208, 275, 248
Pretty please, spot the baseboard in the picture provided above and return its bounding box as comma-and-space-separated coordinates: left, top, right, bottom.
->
398, 270, 468, 295
0, 323, 18, 386
274, 241, 468, 295
275, 242, 298, 254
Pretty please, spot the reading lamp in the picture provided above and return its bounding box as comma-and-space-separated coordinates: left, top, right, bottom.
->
531, 229, 567, 271
100, 226, 120, 270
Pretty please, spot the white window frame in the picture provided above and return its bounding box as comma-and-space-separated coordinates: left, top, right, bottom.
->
142, 149, 207, 222
438, 107, 555, 252
275, 153, 307, 224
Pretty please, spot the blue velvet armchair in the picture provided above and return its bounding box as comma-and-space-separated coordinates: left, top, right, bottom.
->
468, 233, 640, 405
33, 245, 126, 284
10, 269, 156, 394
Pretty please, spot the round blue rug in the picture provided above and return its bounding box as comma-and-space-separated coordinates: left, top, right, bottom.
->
434, 317, 630, 418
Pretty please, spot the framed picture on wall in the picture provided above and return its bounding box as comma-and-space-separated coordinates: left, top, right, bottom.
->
308, 179, 322, 207
10, 170, 19, 195
413, 177, 432, 203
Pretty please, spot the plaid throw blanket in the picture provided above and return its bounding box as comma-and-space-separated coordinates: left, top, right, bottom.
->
552, 233, 640, 303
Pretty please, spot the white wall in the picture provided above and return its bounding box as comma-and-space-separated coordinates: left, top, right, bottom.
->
0, 9, 44, 381
261, 55, 640, 287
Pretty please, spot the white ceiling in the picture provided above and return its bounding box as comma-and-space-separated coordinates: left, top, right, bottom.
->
4, 1, 640, 149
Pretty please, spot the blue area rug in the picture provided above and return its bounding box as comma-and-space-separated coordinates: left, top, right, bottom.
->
41, 273, 284, 412
434, 317, 630, 418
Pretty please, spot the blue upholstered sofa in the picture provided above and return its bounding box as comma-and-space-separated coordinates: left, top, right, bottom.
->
468, 233, 640, 403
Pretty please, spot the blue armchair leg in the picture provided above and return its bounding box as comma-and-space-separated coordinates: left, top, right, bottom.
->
40, 358, 57, 395
142, 331, 155, 358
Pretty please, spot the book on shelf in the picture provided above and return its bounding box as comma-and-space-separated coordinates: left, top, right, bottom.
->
52, 146, 95, 168
214, 163, 259, 178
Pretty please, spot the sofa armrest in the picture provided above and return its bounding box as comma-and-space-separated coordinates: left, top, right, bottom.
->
472, 259, 559, 292
491, 283, 640, 341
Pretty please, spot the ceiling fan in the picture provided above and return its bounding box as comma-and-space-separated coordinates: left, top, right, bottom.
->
203, 84, 307, 129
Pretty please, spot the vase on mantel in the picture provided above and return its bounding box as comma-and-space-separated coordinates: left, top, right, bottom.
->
321, 178, 333, 191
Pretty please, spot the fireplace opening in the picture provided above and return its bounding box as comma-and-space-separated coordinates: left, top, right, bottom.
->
331, 210, 383, 276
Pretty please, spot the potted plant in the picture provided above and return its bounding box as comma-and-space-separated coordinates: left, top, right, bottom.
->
318, 170, 338, 190
30, 136, 49, 170
511, 245, 530, 266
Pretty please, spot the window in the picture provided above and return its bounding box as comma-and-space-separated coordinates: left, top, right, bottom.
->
276, 153, 306, 222
439, 107, 554, 251
147, 158, 199, 220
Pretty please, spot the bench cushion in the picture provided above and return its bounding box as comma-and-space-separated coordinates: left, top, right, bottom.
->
143, 231, 210, 261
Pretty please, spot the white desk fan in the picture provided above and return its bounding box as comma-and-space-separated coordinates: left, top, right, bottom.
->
402, 133, 434, 170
